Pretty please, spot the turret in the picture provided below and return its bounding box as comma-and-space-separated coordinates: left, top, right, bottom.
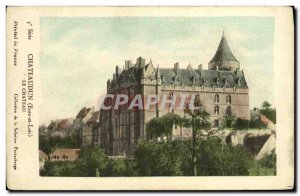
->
208, 32, 240, 71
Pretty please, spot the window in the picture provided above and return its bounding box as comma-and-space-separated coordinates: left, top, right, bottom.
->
226, 94, 231, 104
226, 106, 232, 116
214, 105, 219, 115
214, 94, 219, 103
214, 119, 219, 127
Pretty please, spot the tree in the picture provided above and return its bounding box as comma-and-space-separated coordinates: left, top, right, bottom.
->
40, 161, 78, 176
233, 118, 249, 130
260, 101, 276, 123
195, 137, 252, 176
261, 101, 271, 110
134, 140, 187, 176
183, 106, 211, 176
77, 145, 108, 176
39, 134, 78, 154
249, 150, 276, 176
147, 113, 182, 138
249, 118, 267, 129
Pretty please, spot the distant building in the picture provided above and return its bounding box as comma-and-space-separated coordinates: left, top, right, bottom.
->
100, 32, 250, 156
46, 118, 74, 137
39, 150, 48, 169
74, 107, 101, 147
49, 149, 80, 161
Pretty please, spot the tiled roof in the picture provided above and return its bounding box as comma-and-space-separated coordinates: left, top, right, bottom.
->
39, 150, 48, 160
57, 118, 73, 130
50, 149, 81, 161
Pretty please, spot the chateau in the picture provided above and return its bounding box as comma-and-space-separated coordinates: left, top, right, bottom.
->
99, 33, 250, 156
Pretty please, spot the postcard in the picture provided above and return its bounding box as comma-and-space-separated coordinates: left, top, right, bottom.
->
6, 6, 294, 190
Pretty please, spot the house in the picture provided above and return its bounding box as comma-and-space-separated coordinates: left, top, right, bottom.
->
49, 149, 81, 161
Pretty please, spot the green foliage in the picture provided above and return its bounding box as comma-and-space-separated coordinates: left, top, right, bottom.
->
39, 133, 79, 154
195, 137, 252, 176
104, 159, 138, 176
260, 101, 276, 123
183, 109, 211, 132
135, 140, 188, 176
249, 150, 276, 176
249, 118, 267, 129
223, 115, 236, 128
147, 113, 182, 138
77, 145, 108, 176
40, 141, 276, 177
40, 161, 78, 176
233, 118, 249, 130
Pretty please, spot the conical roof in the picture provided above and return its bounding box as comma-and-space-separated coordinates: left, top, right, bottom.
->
209, 32, 238, 63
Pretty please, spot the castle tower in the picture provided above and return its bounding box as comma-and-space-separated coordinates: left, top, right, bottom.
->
208, 32, 240, 71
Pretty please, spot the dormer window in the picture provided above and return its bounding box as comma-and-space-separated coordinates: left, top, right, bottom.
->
225, 78, 228, 85
238, 77, 242, 86
216, 77, 220, 85
192, 76, 196, 85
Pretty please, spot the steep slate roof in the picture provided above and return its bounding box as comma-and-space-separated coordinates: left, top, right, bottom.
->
209, 32, 238, 63
113, 64, 247, 88
76, 107, 91, 119
87, 111, 100, 124
160, 68, 248, 88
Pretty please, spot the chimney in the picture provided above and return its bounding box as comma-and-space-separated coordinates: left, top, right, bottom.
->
174, 62, 179, 75
125, 60, 132, 70
136, 57, 145, 67
116, 66, 119, 79
113, 74, 116, 81
198, 64, 202, 71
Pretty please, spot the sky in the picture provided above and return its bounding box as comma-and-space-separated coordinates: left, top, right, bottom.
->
40, 17, 274, 125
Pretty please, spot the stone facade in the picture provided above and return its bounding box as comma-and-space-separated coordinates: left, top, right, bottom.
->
99, 33, 250, 156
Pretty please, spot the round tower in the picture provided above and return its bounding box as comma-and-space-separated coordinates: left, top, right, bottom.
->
208, 32, 240, 71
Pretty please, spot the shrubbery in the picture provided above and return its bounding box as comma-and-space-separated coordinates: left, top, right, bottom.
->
41, 139, 276, 177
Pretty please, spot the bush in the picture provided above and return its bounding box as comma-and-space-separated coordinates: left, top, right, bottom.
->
104, 159, 138, 176
195, 137, 252, 176
77, 145, 108, 176
233, 118, 249, 130
134, 140, 188, 176
40, 161, 78, 176
249, 118, 267, 129
249, 150, 276, 176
